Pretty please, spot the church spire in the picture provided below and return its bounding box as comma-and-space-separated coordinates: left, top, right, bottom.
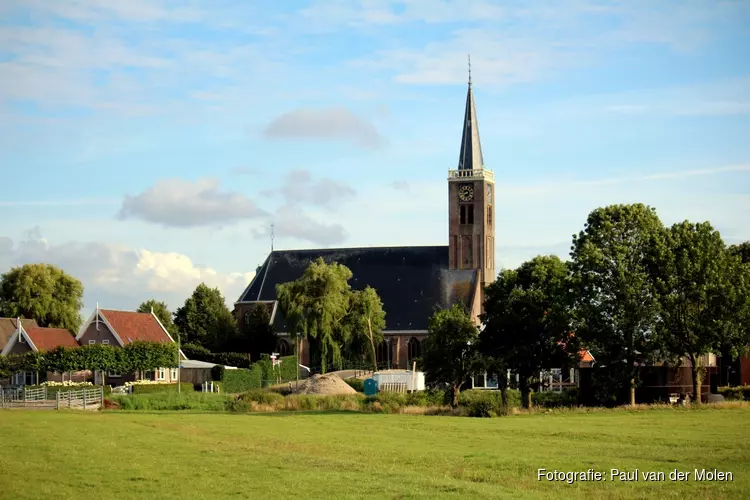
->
457, 55, 484, 171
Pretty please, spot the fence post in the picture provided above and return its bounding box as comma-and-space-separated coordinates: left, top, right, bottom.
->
83, 389, 87, 409
100, 386, 104, 408
68, 390, 72, 409
56, 391, 60, 410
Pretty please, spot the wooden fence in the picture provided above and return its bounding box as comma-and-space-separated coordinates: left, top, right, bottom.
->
1, 386, 104, 410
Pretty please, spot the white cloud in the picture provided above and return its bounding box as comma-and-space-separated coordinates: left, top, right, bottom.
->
0, 228, 254, 313
263, 169, 357, 208
255, 204, 349, 247
263, 107, 384, 149
118, 178, 268, 227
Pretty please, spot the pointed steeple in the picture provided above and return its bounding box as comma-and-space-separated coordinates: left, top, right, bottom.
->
457, 55, 484, 171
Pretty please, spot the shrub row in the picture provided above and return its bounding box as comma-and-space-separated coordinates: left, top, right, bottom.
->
717, 386, 750, 401
180, 343, 252, 369
130, 383, 194, 394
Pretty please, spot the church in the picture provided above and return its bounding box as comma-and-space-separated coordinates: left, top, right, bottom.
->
234, 78, 495, 371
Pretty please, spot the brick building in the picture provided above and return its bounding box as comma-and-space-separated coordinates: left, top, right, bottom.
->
234, 80, 495, 369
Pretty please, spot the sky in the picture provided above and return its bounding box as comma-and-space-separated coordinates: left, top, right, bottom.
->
0, 0, 749, 317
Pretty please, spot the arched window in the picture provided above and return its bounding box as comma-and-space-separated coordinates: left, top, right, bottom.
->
244, 311, 251, 325
407, 337, 421, 363
277, 339, 291, 357
376, 340, 390, 368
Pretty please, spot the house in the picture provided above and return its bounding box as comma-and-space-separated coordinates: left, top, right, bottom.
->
0, 317, 38, 354
76, 306, 186, 385
1, 320, 81, 386
235, 78, 495, 370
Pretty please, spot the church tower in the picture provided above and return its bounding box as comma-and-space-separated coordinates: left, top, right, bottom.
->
448, 61, 495, 293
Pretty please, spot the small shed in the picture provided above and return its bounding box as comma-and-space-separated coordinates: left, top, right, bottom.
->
372, 370, 425, 392
179, 359, 237, 385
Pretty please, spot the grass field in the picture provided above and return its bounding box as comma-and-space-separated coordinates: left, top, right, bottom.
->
0, 408, 748, 499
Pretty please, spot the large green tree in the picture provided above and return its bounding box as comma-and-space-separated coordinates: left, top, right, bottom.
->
136, 299, 179, 339
480, 255, 575, 409
346, 286, 386, 372
570, 203, 666, 406
276, 258, 354, 373
0, 263, 84, 333
729, 241, 750, 264
422, 304, 481, 407
173, 284, 237, 351
237, 303, 278, 362
651, 222, 750, 404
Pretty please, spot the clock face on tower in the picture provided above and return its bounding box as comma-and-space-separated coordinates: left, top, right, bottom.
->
458, 184, 474, 202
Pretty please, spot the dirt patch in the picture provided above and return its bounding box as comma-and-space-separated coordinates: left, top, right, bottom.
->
292, 374, 357, 396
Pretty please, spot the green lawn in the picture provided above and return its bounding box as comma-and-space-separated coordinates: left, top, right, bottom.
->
1, 408, 748, 499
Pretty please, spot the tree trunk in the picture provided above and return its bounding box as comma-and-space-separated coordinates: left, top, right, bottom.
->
691, 356, 702, 405
629, 378, 636, 406
367, 318, 378, 373
451, 384, 460, 408
519, 376, 532, 409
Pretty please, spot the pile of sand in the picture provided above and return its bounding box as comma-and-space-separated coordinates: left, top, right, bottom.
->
293, 374, 357, 395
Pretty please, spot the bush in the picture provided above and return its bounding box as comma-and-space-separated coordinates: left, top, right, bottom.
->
130, 383, 193, 394
344, 378, 364, 392
181, 343, 252, 369
457, 390, 509, 417
533, 388, 578, 408
211, 364, 225, 382
718, 386, 750, 401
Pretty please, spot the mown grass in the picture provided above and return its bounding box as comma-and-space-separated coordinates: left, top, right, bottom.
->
0, 408, 748, 499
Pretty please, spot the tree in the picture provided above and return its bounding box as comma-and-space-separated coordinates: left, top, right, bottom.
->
346, 287, 386, 372
422, 304, 481, 407
237, 303, 278, 362
480, 255, 575, 409
570, 203, 666, 406
729, 241, 750, 264
137, 299, 179, 338
173, 284, 237, 351
651, 222, 750, 404
0, 264, 84, 333
276, 258, 354, 373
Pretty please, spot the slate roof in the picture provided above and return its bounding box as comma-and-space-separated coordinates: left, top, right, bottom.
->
0, 318, 38, 352
457, 82, 484, 171
99, 310, 173, 344
24, 327, 79, 351
237, 246, 478, 333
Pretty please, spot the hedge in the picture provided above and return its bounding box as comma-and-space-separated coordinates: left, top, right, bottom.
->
717, 386, 750, 401
223, 368, 262, 393
180, 343, 252, 369
130, 383, 194, 394
5, 342, 178, 374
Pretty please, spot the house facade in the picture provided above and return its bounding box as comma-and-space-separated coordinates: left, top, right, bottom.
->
75, 307, 185, 385
1, 320, 82, 386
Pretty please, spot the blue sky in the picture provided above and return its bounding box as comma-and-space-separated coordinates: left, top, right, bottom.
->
0, 0, 749, 315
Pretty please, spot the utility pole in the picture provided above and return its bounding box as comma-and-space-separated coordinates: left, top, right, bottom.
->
177, 331, 181, 393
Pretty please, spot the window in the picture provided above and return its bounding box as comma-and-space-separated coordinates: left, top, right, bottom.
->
460, 205, 466, 224
171, 368, 178, 380
487, 207, 492, 226
157, 368, 166, 381
468, 205, 474, 224
244, 311, 252, 325
108, 372, 121, 378
88, 340, 96, 345
102, 339, 109, 345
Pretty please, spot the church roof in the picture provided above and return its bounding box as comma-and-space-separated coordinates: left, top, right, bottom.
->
457, 81, 484, 171
237, 246, 478, 333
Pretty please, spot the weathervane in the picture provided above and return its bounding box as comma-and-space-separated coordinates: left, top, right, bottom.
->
468, 54, 472, 85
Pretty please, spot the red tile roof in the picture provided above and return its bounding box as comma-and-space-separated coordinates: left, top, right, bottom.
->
579, 350, 595, 363
24, 327, 79, 351
99, 310, 172, 344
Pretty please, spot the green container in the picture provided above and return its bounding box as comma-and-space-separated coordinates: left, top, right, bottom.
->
364, 378, 378, 396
